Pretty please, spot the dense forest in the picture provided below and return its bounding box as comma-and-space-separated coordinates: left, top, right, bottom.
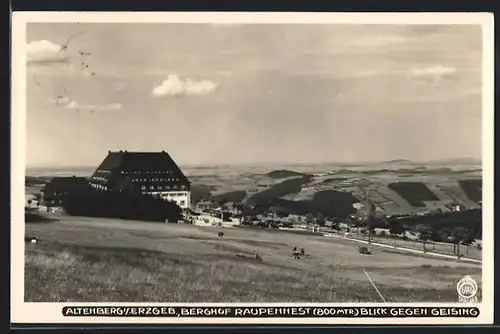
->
211, 190, 247, 205
388, 182, 440, 207
266, 170, 306, 179
247, 175, 312, 206
242, 189, 358, 219
458, 179, 482, 203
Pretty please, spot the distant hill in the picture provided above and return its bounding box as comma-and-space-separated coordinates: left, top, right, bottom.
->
383, 159, 411, 164
211, 190, 247, 205
266, 170, 306, 179
424, 158, 481, 165
27, 163, 483, 219
248, 175, 312, 205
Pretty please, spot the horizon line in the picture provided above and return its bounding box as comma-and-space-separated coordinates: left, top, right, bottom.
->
25, 157, 482, 170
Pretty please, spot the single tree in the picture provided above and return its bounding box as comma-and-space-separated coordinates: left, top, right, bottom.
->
359, 187, 376, 244
451, 226, 468, 258
389, 219, 406, 236
268, 206, 278, 223
438, 227, 452, 243
331, 221, 340, 231
416, 224, 432, 252
429, 226, 443, 242
461, 232, 475, 254
316, 212, 326, 226
305, 213, 315, 226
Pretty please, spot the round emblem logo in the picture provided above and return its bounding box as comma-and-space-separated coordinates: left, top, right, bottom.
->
456, 275, 478, 299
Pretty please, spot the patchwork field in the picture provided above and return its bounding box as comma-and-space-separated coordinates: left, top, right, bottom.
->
186, 163, 482, 217
25, 217, 482, 303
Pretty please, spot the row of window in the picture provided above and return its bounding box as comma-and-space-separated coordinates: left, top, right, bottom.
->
49, 192, 68, 197
132, 177, 181, 183
92, 176, 107, 182
140, 185, 187, 191
144, 191, 188, 197
121, 170, 176, 175
91, 183, 108, 191
163, 192, 188, 197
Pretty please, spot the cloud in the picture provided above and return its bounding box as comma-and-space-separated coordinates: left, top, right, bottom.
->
408, 65, 457, 85
26, 40, 67, 63
151, 75, 219, 97
65, 100, 123, 111
26, 40, 76, 75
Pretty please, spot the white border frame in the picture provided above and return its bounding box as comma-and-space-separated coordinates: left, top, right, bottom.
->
11, 12, 495, 325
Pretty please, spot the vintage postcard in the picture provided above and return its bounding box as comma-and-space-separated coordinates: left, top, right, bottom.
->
11, 12, 494, 325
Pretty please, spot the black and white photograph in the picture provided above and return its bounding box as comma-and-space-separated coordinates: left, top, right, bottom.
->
11, 12, 494, 325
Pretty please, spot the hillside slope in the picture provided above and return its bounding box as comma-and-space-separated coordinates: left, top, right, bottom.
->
191, 167, 482, 217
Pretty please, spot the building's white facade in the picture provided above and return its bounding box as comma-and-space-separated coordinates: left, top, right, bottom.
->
146, 191, 191, 209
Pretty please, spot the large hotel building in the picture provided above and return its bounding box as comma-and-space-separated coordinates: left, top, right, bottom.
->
88, 150, 191, 209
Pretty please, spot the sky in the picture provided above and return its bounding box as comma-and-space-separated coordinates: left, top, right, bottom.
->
24, 23, 483, 167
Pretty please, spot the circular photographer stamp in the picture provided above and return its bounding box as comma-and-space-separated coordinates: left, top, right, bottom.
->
457, 275, 478, 303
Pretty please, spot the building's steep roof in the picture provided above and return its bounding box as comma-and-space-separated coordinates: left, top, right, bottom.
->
43, 176, 90, 192
94, 152, 124, 170
92, 151, 190, 184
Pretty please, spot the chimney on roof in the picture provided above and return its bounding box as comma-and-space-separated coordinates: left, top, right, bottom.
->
124, 150, 127, 153
162, 150, 165, 153
119, 150, 122, 152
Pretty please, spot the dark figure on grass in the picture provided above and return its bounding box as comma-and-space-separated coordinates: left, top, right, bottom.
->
218, 232, 224, 238
292, 246, 300, 259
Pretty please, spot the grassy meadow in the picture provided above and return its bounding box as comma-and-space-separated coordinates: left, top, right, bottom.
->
25, 217, 482, 303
